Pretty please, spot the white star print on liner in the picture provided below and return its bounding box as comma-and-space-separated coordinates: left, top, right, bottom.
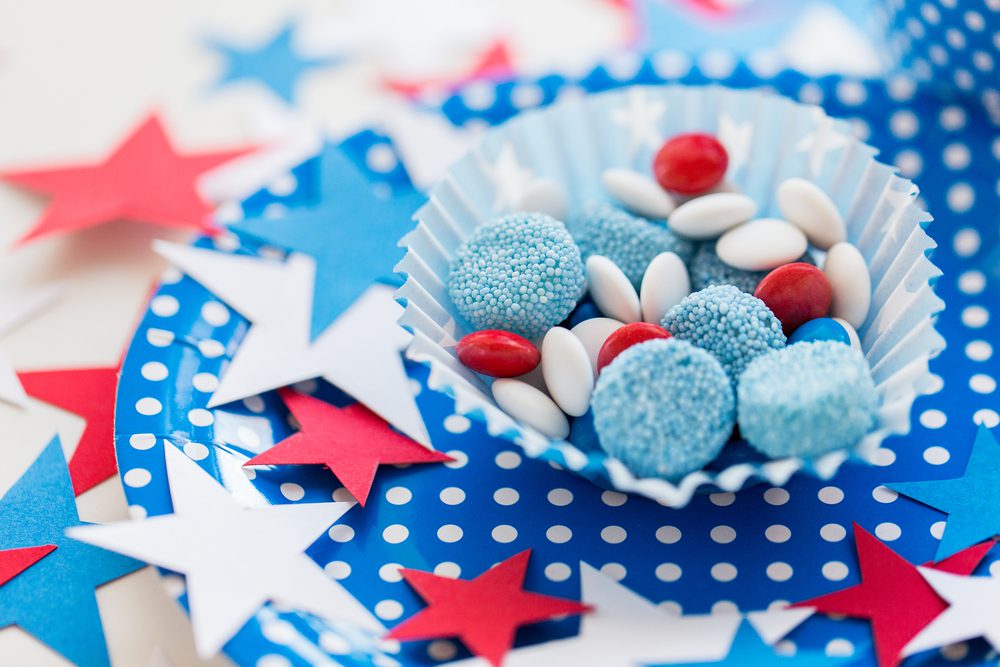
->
903, 567, 1000, 657
611, 87, 667, 159
68, 442, 382, 658
795, 107, 851, 176
153, 240, 431, 447
443, 562, 741, 666
484, 143, 535, 212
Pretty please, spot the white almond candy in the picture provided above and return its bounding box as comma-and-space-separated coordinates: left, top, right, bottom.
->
716, 219, 809, 271
586, 256, 641, 323
541, 326, 595, 417
516, 178, 567, 220
492, 378, 570, 440
776, 177, 846, 250
667, 192, 758, 240
832, 317, 862, 352
602, 168, 676, 219
570, 317, 625, 377
640, 251, 690, 324
824, 242, 871, 328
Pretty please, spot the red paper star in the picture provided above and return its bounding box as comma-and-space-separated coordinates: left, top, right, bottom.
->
245, 388, 452, 506
18, 367, 119, 496
387, 549, 591, 666
2, 115, 248, 245
0, 545, 56, 588
793, 523, 992, 667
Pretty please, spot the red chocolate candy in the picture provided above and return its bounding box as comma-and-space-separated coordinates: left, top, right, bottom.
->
754, 263, 833, 336
456, 330, 540, 378
652, 133, 729, 194
597, 322, 671, 372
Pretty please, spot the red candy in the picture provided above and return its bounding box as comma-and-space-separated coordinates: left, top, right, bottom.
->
597, 322, 671, 372
652, 133, 728, 194
754, 263, 833, 336
456, 330, 540, 378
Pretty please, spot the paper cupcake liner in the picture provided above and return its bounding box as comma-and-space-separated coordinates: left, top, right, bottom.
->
878, 0, 999, 121
395, 84, 944, 507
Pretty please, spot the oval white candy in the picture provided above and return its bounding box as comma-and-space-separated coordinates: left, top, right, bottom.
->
716, 218, 809, 271
640, 251, 690, 324
824, 242, 871, 328
832, 317, 862, 352
602, 168, 676, 219
776, 177, 846, 250
541, 327, 595, 417
492, 378, 569, 440
570, 317, 625, 377
586, 256, 641, 323
516, 178, 567, 220
667, 192, 758, 240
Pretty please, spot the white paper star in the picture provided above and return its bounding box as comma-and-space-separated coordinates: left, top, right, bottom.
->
153, 241, 431, 447
0, 283, 63, 407
378, 100, 479, 190
611, 88, 668, 158
444, 563, 741, 666
903, 567, 1000, 657
485, 143, 535, 212
745, 606, 815, 645
795, 108, 851, 176
718, 112, 754, 173
68, 442, 382, 658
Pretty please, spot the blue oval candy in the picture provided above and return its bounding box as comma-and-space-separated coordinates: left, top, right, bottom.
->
788, 317, 850, 346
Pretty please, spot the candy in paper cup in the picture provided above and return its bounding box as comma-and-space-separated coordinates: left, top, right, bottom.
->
879, 0, 999, 121
395, 84, 944, 507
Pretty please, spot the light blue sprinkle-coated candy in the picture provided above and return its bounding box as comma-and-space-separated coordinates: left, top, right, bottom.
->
592, 338, 735, 479
661, 284, 786, 384
570, 203, 694, 287
448, 212, 586, 340
788, 317, 851, 346
738, 341, 878, 459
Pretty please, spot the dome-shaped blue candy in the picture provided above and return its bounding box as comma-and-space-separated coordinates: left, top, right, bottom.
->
738, 341, 878, 459
448, 213, 586, 339
788, 317, 851, 346
661, 285, 786, 384
592, 338, 735, 479
570, 203, 694, 287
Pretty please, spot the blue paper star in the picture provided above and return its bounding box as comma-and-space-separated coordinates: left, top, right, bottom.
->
232, 143, 426, 340
208, 23, 340, 103
0, 437, 142, 667
654, 620, 853, 666
890, 426, 1000, 560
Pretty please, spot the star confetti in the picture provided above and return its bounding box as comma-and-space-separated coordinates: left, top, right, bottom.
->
68, 441, 382, 658
0, 437, 142, 667
231, 143, 425, 340
890, 426, 1000, 560
665, 617, 851, 667
0, 545, 56, 588
383, 40, 513, 98
904, 566, 1000, 656
1, 115, 248, 245
792, 523, 992, 667
18, 367, 118, 496
387, 549, 590, 666
246, 388, 451, 506
208, 22, 342, 103
444, 562, 741, 666
0, 283, 62, 407
154, 242, 431, 446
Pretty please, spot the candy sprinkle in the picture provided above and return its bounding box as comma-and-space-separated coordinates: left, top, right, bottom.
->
738, 341, 878, 459
661, 284, 786, 384
592, 338, 734, 479
448, 213, 586, 339
570, 203, 694, 287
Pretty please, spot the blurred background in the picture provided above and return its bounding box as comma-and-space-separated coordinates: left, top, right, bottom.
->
0, 0, 989, 665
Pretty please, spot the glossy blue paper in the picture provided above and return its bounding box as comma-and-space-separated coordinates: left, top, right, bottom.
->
115, 65, 999, 667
